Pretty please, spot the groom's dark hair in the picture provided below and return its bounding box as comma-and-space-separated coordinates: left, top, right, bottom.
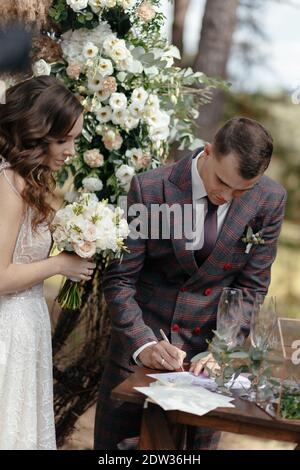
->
213, 117, 273, 179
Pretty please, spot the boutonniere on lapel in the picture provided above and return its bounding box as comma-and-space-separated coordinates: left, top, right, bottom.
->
242, 225, 265, 254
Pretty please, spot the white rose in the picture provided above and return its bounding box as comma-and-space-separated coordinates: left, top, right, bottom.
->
82, 222, 98, 242
116, 164, 135, 192
110, 43, 130, 63
149, 125, 170, 142
147, 93, 160, 109
116, 218, 130, 239
109, 92, 127, 110
120, 0, 137, 11
87, 73, 104, 92
82, 176, 104, 192
95, 89, 111, 102
67, 0, 88, 12
122, 115, 139, 130
32, 59, 51, 77
98, 58, 114, 77
72, 240, 97, 258
131, 87, 148, 105
104, 0, 117, 7
96, 105, 112, 123
83, 42, 99, 59
88, 0, 102, 13
128, 101, 144, 119
83, 149, 104, 168
111, 108, 128, 126
103, 35, 119, 56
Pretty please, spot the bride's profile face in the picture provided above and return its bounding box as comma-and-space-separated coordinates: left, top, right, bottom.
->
46, 113, 84, 171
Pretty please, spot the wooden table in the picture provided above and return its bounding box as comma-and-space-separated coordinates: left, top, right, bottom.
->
112, 367, 300, 450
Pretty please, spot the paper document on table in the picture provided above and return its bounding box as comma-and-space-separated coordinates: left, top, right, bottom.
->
135, 383, 235, 416
147, 372, 251, 391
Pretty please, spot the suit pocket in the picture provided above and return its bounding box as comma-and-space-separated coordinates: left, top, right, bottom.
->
135, 282, 154, 305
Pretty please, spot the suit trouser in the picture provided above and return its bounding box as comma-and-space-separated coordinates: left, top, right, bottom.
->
94, 361, 220, 450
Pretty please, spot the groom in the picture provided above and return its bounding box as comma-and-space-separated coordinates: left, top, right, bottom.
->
94, 117, 286, 450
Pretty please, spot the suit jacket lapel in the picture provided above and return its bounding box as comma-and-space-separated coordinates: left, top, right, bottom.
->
164, 152, 198, 277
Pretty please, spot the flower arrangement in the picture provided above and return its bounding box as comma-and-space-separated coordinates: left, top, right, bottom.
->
51, 192, 129, 309
41, 0, 224, 201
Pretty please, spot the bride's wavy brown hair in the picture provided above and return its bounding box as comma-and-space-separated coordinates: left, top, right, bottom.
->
0, 75, 83, 229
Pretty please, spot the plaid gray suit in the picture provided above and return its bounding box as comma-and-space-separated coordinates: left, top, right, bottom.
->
94, 151, 286, 450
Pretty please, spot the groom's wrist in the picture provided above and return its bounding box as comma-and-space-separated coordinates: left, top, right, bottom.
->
133, 341, 157, 366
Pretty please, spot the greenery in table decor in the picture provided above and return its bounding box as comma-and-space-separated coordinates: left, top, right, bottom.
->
279, 381, 300, 420
194, 330, 249, 395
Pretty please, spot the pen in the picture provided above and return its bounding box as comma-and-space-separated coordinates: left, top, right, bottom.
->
159, 328, 185, 371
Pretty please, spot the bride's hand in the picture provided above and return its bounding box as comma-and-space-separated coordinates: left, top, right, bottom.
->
55, 252, 96, 281
189, 353, 220, 377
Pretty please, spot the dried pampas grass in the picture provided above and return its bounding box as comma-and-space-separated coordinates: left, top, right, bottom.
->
0, 0, 53, 27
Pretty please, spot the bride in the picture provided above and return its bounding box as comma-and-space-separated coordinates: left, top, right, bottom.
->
0, 75, 96, 450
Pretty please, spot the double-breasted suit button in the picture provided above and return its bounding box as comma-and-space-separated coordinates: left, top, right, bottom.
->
193, 326, 201, 335
172, 324, 180, 332
223, 263, 232, 270
204, 288, 212, 296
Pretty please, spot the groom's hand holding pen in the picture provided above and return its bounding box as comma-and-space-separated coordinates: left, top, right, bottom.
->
137, 330, 186, 370
160, 329, 185, 371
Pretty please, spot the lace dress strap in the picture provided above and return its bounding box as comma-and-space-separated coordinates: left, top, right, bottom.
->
0, 155, 22, 200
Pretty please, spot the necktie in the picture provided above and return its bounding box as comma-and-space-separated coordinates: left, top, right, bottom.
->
194, 196, 218, 267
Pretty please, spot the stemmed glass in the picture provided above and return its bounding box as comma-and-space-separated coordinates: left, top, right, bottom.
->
248, 294, 278, 403
217, 287, 243, 348
212, 288, 244, 393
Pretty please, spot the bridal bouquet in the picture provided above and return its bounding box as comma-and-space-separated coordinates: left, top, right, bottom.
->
52, 192, 129, 309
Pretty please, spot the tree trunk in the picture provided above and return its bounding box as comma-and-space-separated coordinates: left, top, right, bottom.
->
172, 0, 190, 62
194, 0, 239, 141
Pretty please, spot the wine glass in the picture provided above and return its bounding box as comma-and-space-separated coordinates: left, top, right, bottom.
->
250, 295, 277, 351
217, 287, 243, 348
248, 294, 278, 403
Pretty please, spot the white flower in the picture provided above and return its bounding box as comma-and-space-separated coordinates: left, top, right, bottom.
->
67, 0, 88, 12
103, 0, 117, 7
109, 92, 127, 110
87, 73, 104, 92
98, 58, 114, 77
96, 105, 112, 123
149, 125, 170, 142
116, 164, 135, 192
32, 59, 51, 76
73, 240, 97, 258
147, 93, 160, 109
83, 149, 104, 168
82, 176, 104, 192
83, 41, 99, 59
122, 115, 139, 130
128, 101, 144, 119
88, 0, 102, 13
103, 35, 119, 55
110, 42, 130, 63
95, 89, 111, 102
120, 0, 137, 11
111, 109, 128, 126
131, 87, 148, 105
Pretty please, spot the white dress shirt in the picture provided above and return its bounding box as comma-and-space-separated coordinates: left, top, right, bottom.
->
133, 151, 231, 364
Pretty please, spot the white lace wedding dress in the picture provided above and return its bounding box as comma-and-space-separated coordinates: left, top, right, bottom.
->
0, 158, 56, 450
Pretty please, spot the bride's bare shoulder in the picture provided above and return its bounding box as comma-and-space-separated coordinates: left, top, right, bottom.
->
0, 167, 25, 196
